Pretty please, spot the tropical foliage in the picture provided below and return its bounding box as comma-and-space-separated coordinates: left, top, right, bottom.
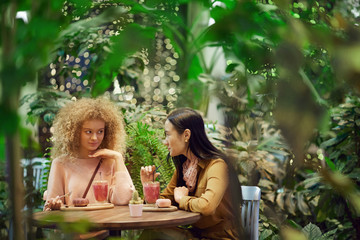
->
2, 0, 360, 239
122, 104, 175, 197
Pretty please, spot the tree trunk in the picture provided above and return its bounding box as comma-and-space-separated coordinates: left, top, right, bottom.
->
6, 131, 25, 240
1, 1, 25, 239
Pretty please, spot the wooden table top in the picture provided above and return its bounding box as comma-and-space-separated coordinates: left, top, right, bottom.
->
33, 206, 201, 230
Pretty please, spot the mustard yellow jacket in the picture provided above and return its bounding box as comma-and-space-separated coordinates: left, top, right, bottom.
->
161, 158, 239, 240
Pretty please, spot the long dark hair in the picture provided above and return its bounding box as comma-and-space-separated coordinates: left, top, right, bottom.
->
167, 107, 243, 236
166, 108, 221, 186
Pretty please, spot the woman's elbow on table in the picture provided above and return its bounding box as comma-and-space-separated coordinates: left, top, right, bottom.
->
111, 193, 132, 205
110, 185, 134, 205
198, 204, 216, 216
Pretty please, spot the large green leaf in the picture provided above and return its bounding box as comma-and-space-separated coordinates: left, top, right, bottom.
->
58, 6, 128, 38
188, 55, 204, 80
320, 133, 348, 149
91, 23, 156, 96
301, 223, 322, 240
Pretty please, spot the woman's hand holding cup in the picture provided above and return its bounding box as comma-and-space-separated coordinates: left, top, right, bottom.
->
140, 165, 160, 184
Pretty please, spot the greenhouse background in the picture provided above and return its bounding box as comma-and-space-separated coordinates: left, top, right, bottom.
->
1, 0, 360, 239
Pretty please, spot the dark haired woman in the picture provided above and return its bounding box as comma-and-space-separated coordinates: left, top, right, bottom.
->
140, 108, 242, 240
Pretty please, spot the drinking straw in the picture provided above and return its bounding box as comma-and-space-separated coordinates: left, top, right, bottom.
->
153, 165, 161, 182
82, 159, 103, 198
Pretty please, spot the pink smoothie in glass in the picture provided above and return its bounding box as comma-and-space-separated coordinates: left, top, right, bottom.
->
93, 180, 108, 203
143, 181, 160, 204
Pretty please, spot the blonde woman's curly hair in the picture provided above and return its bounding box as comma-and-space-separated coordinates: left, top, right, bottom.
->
51, 97, 126, 159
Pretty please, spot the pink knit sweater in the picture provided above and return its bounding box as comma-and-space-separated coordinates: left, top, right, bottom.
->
45, 155, 134, 206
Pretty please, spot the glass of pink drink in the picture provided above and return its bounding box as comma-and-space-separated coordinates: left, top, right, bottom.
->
93, 180, 108, 203
143, 181, 160, 204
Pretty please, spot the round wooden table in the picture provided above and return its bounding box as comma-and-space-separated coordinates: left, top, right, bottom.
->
33, 206, 201, 230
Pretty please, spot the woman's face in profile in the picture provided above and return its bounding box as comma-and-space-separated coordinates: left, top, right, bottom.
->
163, 119, 187, 157
80, 119, 105, 155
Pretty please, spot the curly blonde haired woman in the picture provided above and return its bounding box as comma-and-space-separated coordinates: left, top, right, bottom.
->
44, 97, 134, 211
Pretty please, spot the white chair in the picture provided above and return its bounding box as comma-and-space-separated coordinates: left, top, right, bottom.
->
22, 158, 50, 190
241, 186, 261, 240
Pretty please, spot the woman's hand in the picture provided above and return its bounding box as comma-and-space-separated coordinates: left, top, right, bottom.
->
89, 149, 126, 172
140, 165, 160, 184
89, 149, 122, 160
44, 196, 62, 211
174, 186, 189, 203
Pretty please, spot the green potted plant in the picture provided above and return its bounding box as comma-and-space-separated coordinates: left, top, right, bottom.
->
123, 105, 175, 197
129, 189, 143, 217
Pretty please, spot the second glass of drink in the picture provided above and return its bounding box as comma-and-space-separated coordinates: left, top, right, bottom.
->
143, 181, 160, 204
